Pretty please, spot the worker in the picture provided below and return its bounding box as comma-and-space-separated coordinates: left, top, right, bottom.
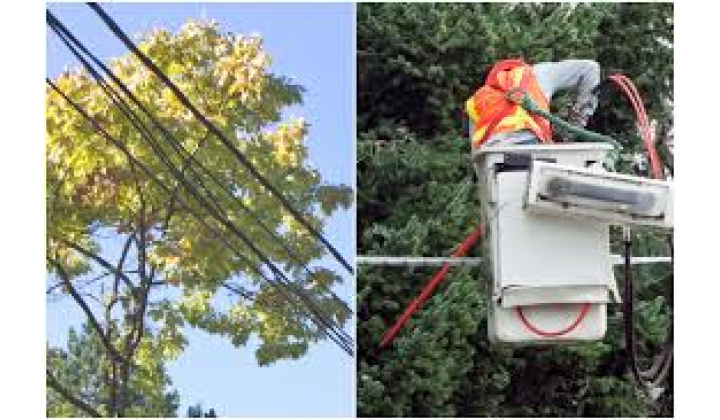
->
466, 58, 602, 148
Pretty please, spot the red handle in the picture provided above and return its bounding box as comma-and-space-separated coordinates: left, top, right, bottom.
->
378, 225, 484, 349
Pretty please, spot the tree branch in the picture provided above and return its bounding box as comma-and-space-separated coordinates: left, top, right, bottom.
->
222, 283, 255, 300
159, 90, 231, 235
107, 230, 137, 418
128, 192, 152, 353
105, 284, 119, 417
48, 269, 140, 298
48, 257, 127, 366
47, 368, 103, 418
46, 281, 65, 295
161, 131, 215, 232
116, 232, 135, 282
118, 202, 151, 416
56, 238, 135, 291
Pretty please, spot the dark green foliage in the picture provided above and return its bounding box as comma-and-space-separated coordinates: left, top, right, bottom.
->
187, 404, 218, 417
47, 323, 180, 417
357, 3, 672, 417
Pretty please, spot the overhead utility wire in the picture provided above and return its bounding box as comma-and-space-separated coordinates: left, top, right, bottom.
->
46, 19, 353, 354
44, 64, 347, 353
47, 12, 351, 318
46, 77, 354, 356
43, 37, 351, 358
47, 12, 353, 349
356, 255, 672, 266
87, 2, 354, 276
46, 18, 352, 354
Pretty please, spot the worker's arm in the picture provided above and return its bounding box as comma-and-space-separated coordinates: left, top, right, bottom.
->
533, 59, 601, 126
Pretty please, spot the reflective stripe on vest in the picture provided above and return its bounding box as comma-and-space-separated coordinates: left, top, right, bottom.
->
466, 60, 553, 148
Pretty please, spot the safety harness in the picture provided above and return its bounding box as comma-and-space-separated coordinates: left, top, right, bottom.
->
466, 59, 553, 147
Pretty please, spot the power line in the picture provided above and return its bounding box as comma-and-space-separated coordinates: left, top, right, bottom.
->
87, 2, 354, 276
48, 75, 354, 354
358, 257, 484, 267
46, 77, 353, 356
47, 65, 353, 353
356, 255, 672, 266
47, 12, 353, 352
47, 10, 351, 315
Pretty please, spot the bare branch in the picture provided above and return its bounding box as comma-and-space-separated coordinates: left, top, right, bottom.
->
78, 292, 103, 306
116, 233, 135, 279
46, 281, 65, 295
56, 238, 135, 291
104, 287, 118, 417
126, 197, 152, 353
47, 269, 141, 296
47, 257, 127, 365
118, 202, 150, 416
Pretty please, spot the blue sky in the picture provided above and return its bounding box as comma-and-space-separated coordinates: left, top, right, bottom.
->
46, 2, 355, 417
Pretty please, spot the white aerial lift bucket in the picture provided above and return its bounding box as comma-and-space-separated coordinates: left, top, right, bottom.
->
473, 143, 619, 343
473, 143, 673, 343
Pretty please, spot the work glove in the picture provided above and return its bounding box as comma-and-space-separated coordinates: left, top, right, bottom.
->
567, 106, 590, 128
566, 78, 616, 129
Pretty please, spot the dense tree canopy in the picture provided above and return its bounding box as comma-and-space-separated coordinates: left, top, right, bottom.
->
46, 19, 352, 416
357, 3, 672, 417
47, 323, 180, 417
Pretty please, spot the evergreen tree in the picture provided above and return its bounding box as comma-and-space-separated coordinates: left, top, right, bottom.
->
47, 323, 180, 417
357, 3, 673, 416
187, 404, 217, 417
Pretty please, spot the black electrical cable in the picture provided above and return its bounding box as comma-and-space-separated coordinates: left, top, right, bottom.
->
47, 13, 353, 350
47, 11, 351, 316
52, 66, 354, 353
46, 76, 353, 356
47, 11, 351, 319
45, 80, 347, 351
601, 75, 673, 394
47, 77, 354, 355
87, 2, 355, 276
46, 40, 352, 357
621, 156, 672, 393
622, 233, 673, 393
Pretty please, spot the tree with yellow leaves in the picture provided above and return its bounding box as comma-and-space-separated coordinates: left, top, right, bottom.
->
46, 18, 352, 417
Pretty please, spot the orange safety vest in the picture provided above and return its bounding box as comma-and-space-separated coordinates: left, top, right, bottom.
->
466, 59, 553, 148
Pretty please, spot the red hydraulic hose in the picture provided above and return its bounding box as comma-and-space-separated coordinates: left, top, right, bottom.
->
613, 77, 652, 153
516, 302, 592, 337
608, 74, 663, 179
513, 73, 660, 338
611, 74, 673, 390
378, 225, 484, 349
